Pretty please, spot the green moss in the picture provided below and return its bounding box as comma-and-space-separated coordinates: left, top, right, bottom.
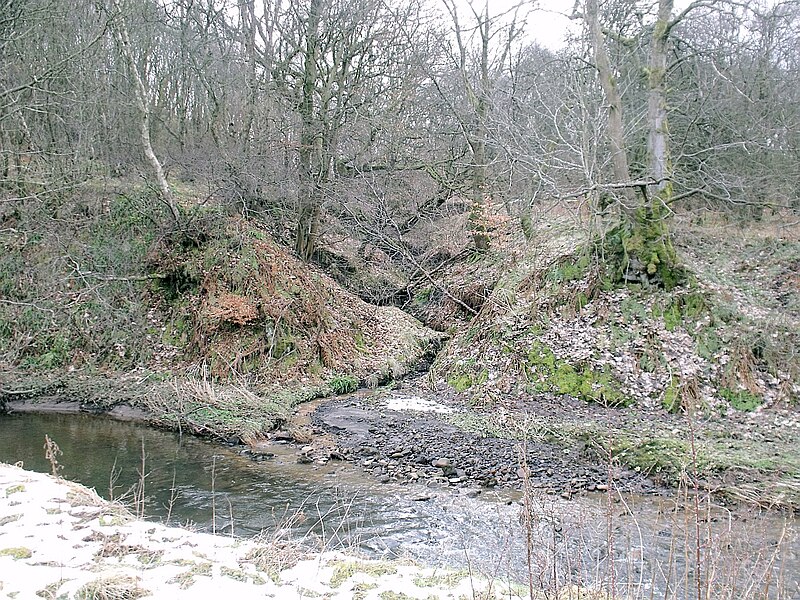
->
575, 291, 589, 310
329, 561, 398, 588
0, 547, 32, 560
414, 287, 433, 305
603, 204, 684, 289
525, 342, 630, 406
548, 254, 591, 283
21, 334, 72, 369
609, 324, 636, 345
447, 359, 484, 393
354, 330, 367, 352
620, 297, 648, 322
5, 484, 25, 496
720, 387, 762, 412
413, 571, 467, 587
615, 438, 691, 481
695, 327, 721, 359
166, 562, 212, 590
653, 291, 708, 331
662, 376, 681, 413
162, 315, 191, 347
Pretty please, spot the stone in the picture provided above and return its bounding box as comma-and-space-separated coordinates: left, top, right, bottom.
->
431, 458, 451, 469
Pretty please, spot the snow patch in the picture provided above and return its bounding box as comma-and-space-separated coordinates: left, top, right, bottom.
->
386, 394, 453, 413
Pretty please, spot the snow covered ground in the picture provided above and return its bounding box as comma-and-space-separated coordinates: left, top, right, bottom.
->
0, 462, 529, 599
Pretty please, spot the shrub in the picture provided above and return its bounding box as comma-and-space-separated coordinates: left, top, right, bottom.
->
329, 374, 359, 395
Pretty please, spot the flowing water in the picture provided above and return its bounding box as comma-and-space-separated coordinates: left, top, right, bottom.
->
1, 411, 797, 598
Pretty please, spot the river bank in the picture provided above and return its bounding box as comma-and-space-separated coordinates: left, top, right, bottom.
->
2, 369, 798, 511
2, 408, 798, 599
0, 462, 535, 599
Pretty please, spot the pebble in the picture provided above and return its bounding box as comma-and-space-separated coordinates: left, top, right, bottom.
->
313, 397, 652, 497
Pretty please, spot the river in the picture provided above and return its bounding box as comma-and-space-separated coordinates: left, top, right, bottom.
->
0, 411, 797, 598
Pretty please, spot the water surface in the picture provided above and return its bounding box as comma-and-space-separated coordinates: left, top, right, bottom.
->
1, 411, 796, 598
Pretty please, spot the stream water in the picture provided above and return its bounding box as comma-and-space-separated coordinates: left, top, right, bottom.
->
1, 411, 797, 598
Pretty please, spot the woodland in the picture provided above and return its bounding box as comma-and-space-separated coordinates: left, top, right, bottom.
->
1, 0, 800, 508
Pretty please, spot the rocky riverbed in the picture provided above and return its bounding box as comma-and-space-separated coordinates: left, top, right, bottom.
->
296, 389, 660, 500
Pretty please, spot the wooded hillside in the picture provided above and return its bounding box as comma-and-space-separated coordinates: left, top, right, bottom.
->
2, 0, 798, 402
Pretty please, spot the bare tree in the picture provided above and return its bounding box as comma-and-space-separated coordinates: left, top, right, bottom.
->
437, 0, 527, 250
1, 0, 108, 197
576, 0, 724, 286
274, 0, 425, 260
106, 0, 181, 225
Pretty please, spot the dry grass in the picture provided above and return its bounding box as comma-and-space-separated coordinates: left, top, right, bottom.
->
74, 575, 147, 600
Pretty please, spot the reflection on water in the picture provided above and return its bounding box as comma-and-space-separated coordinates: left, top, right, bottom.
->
0, 412, 414, 539
1, 411, 797, 598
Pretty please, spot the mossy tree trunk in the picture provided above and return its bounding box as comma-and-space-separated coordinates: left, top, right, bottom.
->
295, 0, 323, 261
637, 0, 681, 288
586, 0, 683, 288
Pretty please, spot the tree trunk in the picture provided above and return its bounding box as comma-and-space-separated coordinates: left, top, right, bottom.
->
295, 202, 321, 261
635, 0, 680, 288
294, 0, 323, 261
586, 0, 636, 211
110, 0, 181, 226
647, 0, 672, 197
586, 0, 681, 288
